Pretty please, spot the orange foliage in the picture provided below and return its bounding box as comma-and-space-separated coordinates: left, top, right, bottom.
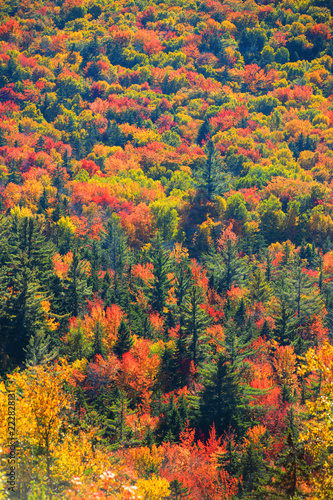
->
121, 203, 156, 248
119, 338, 160, 404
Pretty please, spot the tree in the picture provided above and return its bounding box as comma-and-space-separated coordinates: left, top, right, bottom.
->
114, 319, 133, 358
0, 360, 72, 490
182, 283, 212, 367
258, 196, 285, 245
65, 249, 91, 317
0, 251, 50, 369
150, 233, 170, 316
168, 479, 192, 499
25, 330, 59, 367
199, 353, 251, 437
195, 140, 225, 200
205, 239, 244, 293
248, 267, 272, 303
136, 474, 170, 500
290, 255, 323, 325
298, 342, 333, 499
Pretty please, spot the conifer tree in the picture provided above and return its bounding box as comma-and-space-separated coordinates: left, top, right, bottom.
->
182, 284, 212, 366
65, 249, 91, 316
290, 255, 323, 323
25, 330, 59, 367
199, 353, 251, 437
248, 267, 272, 303
205, 238, 244, 293
169, 479, 192, 500
114, 319, 133, 358
150, 233, 170, 315
195, 140, 226, 200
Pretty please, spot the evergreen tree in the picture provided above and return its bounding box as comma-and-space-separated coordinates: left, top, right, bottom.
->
205, 239, 244, 293
195, 140, 226, 200
101, 214, 130, 274
114, 319, 133, 358
199, 353, 251, 437
241, 443, 269, 494
104, 120, 126, 147
168, 479, 192, 500
158, 394, 184, 443
7, 158, 22, 185
25, 330, 59, 367
272, 273, 297, 345
248, 267, 272, 303
290, 255, 323, 323
65, 249, 91, 316
196, 118, 212, 145
92, 320, 104, 357
150, 233, 170, 315
87, 240, 101, 293
0, 256, 47, 369
172, 253, 192, 324
182, 284, 212, 366
256, 413, 310, 498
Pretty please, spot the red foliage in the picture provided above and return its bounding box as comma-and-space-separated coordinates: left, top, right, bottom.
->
80, 159, 100, 177
0, 19, 21, 41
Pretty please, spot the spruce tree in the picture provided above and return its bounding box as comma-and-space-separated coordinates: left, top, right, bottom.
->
169, 479, 192, 500
182, 283, 212, 366
205, 239, 244, 293
114, 319, 133, 358
290, 255, 323, 323
150, 233, 170, 315
25, 330, 58, 367
65, 249, 91, 316
248, 267, 272, 303
195, 139, 226, 200
199, 353, 251, 437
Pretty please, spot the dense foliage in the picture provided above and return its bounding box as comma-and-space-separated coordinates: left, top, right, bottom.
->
1, 0, 333, 497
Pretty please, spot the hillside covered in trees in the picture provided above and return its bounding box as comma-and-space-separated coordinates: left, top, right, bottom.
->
1, 0, 333, 498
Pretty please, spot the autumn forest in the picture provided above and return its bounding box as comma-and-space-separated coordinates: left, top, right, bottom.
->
1, 0, 333, 498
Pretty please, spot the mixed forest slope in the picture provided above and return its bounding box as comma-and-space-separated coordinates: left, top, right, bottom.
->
1, 0, 333, 498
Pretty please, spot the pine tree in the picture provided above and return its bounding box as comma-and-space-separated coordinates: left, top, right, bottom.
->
0, 256, 47, 368
87, 241, 101, 293
290, 255, 323, 323
272, 272, 297, 345
173, 253, 192, 310
158, 394, 183, 443
92, 320, 104, 357
150, 233, 170, 315
199, 353, 251, 437
101, 214, 130, 274
65, 249, 91, 316
114, 319, 133, 357
196, 118, 212, 145
195, 140, 226, 200
182, 284, 212, 366
265, 248, 272, 282
7, 158, 22, 185
168, 479, 192, 499
218, 438, 241, 478
241, 443, 269, 494
25, 330, 58, 367
205, 239, 244, 293
256, 413, 311, 498
248, 267, 272, 303
104, 120, 126, 147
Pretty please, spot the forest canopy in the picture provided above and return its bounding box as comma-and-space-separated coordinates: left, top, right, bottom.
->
1, 0, 333, 498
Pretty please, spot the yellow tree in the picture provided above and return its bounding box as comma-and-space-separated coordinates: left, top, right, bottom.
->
0, 359, 109, 496
299, 342, 333, 499
0, 360, 72, 491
